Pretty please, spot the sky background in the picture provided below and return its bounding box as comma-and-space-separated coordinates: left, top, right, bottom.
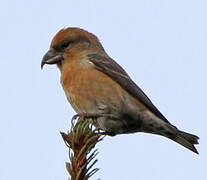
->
1, 0, 206, 179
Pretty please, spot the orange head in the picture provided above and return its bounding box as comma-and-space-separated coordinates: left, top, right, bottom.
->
41, 27, 105, 69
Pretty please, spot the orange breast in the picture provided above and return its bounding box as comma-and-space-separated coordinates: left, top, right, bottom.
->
60, 58, 125, 114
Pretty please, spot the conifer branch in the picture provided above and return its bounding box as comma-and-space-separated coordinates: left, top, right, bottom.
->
61, 118, 104, 180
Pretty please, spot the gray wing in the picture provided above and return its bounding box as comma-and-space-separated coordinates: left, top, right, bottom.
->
88, 54, 170, 124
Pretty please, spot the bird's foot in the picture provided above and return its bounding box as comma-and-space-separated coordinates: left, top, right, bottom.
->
71, 113, 104, 127
72, 114, 80, 121
71, 113, 117, 135
95, 130, 116, 136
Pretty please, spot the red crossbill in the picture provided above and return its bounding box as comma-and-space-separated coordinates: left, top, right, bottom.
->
41, 27, 199, 154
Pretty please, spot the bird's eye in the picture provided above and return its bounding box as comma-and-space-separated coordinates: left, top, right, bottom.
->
54, 41, 71, 51
60, 41, 70, 49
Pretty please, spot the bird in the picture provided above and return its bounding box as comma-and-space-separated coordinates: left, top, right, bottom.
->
41, 27, 199, 154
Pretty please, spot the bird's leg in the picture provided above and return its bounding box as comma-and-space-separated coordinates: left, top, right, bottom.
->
72, 113, 117, 137
71, 113, 103, 127
93, 127, 116, 136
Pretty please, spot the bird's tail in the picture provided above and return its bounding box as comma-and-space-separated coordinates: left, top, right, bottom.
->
166, 125, 199, 154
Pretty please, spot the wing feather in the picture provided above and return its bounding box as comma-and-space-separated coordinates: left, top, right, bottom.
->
88, 54, 170, 124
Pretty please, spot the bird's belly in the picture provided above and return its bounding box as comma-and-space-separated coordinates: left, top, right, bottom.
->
61, 66, 125, 114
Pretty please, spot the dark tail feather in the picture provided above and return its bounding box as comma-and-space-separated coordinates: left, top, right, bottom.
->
169, 129, 199, 154
178, 130, 199, 145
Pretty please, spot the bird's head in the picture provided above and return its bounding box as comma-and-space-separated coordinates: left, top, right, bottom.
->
41, 27, 105, 69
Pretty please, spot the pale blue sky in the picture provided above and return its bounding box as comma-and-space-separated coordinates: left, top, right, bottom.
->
1, 0, 206, 179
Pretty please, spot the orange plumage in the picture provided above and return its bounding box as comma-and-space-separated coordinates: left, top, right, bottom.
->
42, 27, 199, 154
